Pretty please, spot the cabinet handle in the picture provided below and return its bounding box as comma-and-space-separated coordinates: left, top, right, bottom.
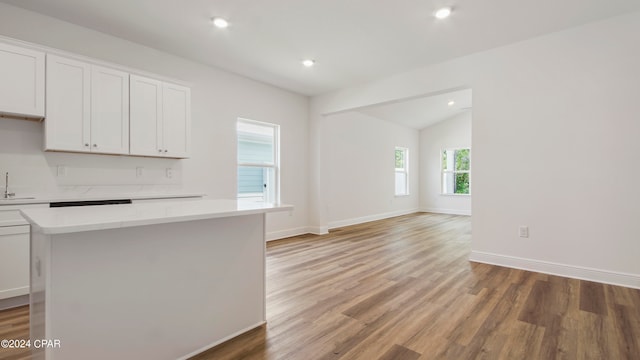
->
158, 149, 163, 153
85, 143, 89, 147
35, 257, 41, 277
93, 144, 97, 147
164, 149, 168, 153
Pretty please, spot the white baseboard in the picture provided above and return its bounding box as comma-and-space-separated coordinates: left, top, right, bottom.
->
177, 321, 266, 360
266, 227, 316, 241
265, 208, 464, 240
469, 251, 640, 289
420, 207, 471, 216
307, 225, 329, 235
328, 208, 419, 230
0, 294, 29, 311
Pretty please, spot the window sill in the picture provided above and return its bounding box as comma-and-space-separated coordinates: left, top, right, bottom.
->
394, 194, 411, 198
440, 193, 471, 197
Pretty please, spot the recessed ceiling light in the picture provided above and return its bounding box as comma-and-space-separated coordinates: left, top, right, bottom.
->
211, 17, 229, 28
302, 59, 315, 67
448, 100, 455, 106
435, 7, 452, 19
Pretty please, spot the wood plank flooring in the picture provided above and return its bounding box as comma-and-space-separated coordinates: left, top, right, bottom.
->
1, 212, 639, 360
0, 305, 29, 360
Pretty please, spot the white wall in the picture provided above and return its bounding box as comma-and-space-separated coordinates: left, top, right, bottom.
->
324, 111, 419, 228
311, 12, 640, 288
0, 3, 309, 239
419, 112, 471, 215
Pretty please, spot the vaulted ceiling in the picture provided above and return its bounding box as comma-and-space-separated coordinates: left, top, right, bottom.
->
357, 89, 472, 129
2, 0, 639, 96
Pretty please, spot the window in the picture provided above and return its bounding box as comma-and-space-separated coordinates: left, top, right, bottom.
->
237, 119, 280, 203
442, 148, 470, 195
395, 147, 409, 196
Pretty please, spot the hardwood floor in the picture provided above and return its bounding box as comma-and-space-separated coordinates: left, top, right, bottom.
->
0, 305, 29, 360
1, 213, 639, 359
193, 213, 640, 360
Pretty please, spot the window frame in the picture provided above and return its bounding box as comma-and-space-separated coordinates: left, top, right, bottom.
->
237, 118, 280, 203
395, 146, 410, 197
440, 147, 471, 196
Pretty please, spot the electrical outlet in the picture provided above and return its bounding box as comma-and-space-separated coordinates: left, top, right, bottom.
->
56, 165, 67, 177
136, 167, 144, 178
519, 226, 529, 238
166, 168, 173, 179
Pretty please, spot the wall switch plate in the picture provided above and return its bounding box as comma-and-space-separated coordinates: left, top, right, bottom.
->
166, 168, 173, 179
56, 165, 67, 177
136, 167, 144, 178
519, 226, 529, 238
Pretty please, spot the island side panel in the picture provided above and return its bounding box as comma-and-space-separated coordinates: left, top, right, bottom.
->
29, 227, 51, 360
45, 214, 265, 360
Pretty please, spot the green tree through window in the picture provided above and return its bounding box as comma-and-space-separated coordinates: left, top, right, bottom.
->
395, 147, 409, 196
442, 148, 470, 195
395, 149, 404, 169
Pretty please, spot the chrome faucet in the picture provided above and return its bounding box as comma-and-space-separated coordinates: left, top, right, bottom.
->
4, 172, 15, 199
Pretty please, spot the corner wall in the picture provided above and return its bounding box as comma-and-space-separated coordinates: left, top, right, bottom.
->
311, 12, 640, 288
324, 111, 419, 229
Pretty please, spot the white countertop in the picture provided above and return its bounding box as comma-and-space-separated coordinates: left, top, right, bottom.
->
20, 199, 293, 235
0, 192, 204, 206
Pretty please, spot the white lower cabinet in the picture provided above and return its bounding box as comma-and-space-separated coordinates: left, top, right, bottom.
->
0, 224, 29, 300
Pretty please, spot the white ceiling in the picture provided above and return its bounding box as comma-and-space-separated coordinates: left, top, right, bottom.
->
2, 0, 639, 96
356, 88, 471, 129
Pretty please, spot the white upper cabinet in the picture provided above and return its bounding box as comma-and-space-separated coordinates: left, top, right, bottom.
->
162, 82, 191, 158
0, 37, 193, 159
45, 55, 129, 155
130, 75, 163, 157
91, 65, 130, 154
45, 55, 91, 152
130, 75, 191, 158
0, 42, 45, 118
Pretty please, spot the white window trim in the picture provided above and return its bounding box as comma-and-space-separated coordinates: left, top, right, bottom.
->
237, 118, 281, 204
395, 147, 409, 196
440, 147, 471, 196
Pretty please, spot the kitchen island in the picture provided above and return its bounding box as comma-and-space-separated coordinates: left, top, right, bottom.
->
20, 199, 293, 360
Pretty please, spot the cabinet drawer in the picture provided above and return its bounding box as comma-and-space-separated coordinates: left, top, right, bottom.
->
0, 224, 29, 236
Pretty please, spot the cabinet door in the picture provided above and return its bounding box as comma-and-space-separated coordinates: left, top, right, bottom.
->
0, 225, 30, 300
130, 75, 163, 156
0, 42, 45, 118
162, 82, 191, 158
45, 55, 91, 152
91, 66, 130, 154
